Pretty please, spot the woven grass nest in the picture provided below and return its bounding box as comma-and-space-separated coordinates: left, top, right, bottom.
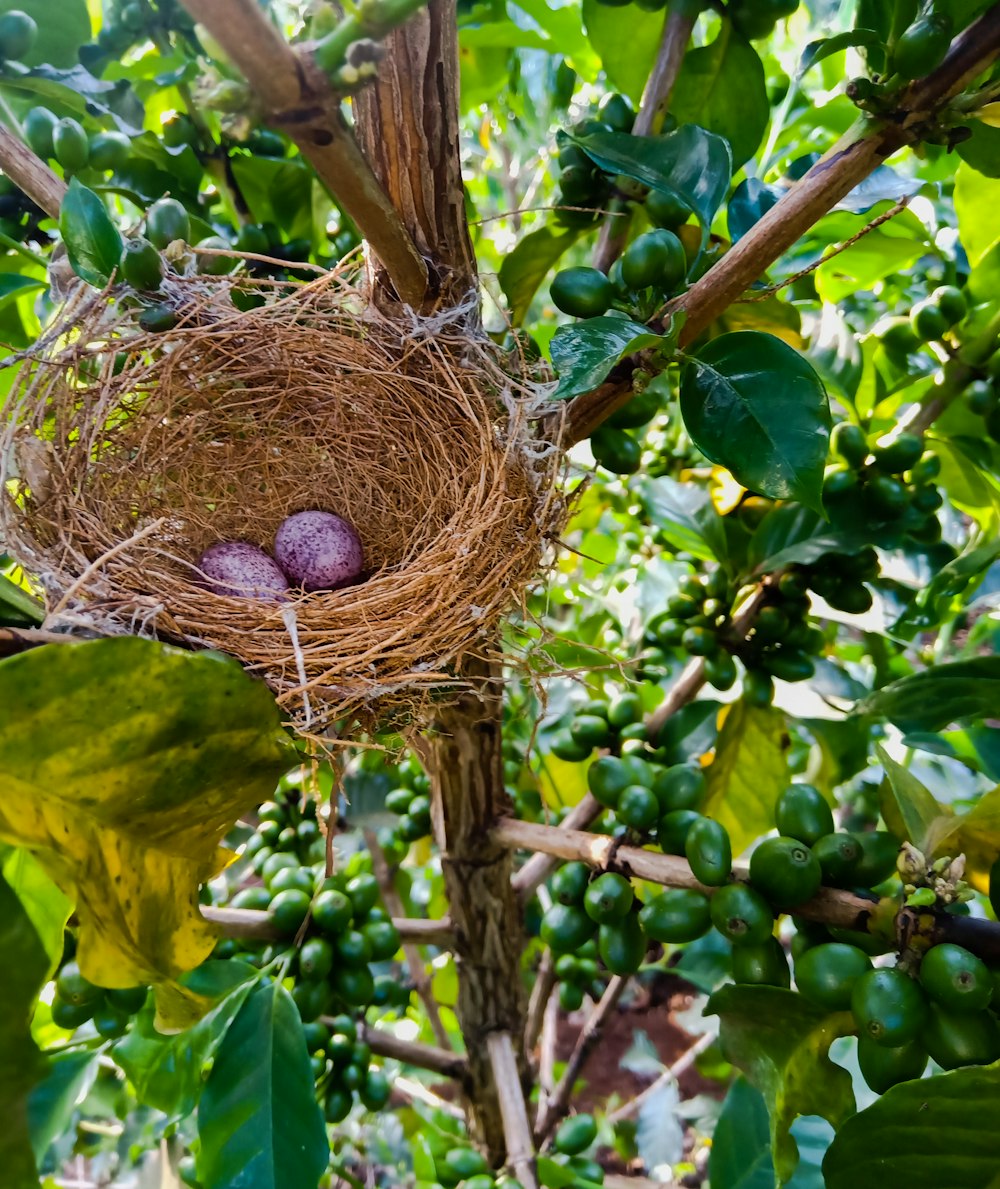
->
0, 269, 565, 735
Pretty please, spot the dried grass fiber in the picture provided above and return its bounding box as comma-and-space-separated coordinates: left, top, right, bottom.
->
0, 269, 564, 734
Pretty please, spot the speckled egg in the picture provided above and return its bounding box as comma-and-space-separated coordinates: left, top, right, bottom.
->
198, 541, 289, 600
274, 511, 364, 592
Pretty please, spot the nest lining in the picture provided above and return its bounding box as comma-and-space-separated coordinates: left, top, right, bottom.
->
0, 270, 564, 734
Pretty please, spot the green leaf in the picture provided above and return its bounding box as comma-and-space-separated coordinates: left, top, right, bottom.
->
855, 657, 1000, 733
570, 124, 732, 243
728, 178, 780, 243
27, 1051, 98, 1166
550, 317, 666, 400
709, 1076, 775, 1189
0, 276, 46, 316
0, 0, 89, 67
58, 178, 123, 289
799, 29, 884, 75
499, 224, 585, 326
113, 966, 258, 1118
747, 505, 866, 574
581, 0, 666, 103
706, 985, 856, 1185
228, 155, 314, 240
815, 231, 925, 304
877, 747, 945, 850
680, 332, 831, 512
196, 982, 329, 1189
957, 121, 1000, 180
955, 161, 1000, 268
0, 638, 295, 1027
671, 25, 768, 169
0, 872, 49, 1189
892, 536, 1000, 638
702, 701, 790, 859
639, 475, 728, 563
823, 1061, 1000, 1189
2, 849, 72, 978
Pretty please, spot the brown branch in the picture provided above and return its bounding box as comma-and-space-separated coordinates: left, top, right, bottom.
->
356, 1021, 469, 1080
364, 828, 453, 1050
487, 1032, 539, 1189
558, 3, 1000, 444
524, 949, 557, 1058
0, 124, 65, 220
592, 0, 696, 275
0, 626, 80, 656
177, 0, 428, 305
534, 974, 628, 1142
495, 818, 878, 931
201, 904, 454, 947
606, 1030, 716, 1124
512, 792, 603, 902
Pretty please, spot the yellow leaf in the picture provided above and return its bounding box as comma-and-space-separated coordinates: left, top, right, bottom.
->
0, 638, 295, 1028
924, 784, 1000, 890
702, 701, 790, 858
977, 102, 1000, 129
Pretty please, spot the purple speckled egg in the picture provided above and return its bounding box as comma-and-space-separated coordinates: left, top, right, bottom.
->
198, 541, 289, 600
274, 511, 364, 592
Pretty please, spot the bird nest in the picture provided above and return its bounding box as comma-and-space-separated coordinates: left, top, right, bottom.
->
0, 269, 565, 737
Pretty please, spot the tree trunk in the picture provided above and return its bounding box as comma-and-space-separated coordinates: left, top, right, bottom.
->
352, 0, 476, 307
421, 660, 527, 1161
352, 2, 526, 1160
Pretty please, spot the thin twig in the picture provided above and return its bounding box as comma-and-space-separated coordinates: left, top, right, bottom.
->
487, 1031, 540, 1189
592, 0, 696, 273
393, 1074, 465, 1118
365, 827, 453, 1050
177, 0, 427, 305
606, 1030, 716, 1124
535, 983, 560, 1128
524, 949, 557, 1057
535, 975, 629, 1142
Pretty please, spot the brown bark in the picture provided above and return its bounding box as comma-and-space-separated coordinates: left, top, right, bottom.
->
353, 0, 477, 306
420, 660, 527, 1161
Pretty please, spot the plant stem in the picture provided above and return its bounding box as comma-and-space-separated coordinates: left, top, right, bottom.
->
0, 230, 47, 268
512, 792, 602, 902
177, 0, 428, 306
355, 1021, 469, 1079
606, 1030, 716, 1124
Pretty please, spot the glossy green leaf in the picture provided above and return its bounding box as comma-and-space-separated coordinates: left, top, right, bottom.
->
728, 178, 781, 243
0, 276, 46, 316
639, 475, 728, 563
0, 638, 295, 1028
499, 224, 585, 326
709, 1077, 775, 1189
27, 1051, 98, 1166
702, 701, 789, 859
892, 537, 1000, 638
680, 332, 831, 512
856, 657, 1000, 733
571, 124, 732, 242
957, 121, 1000, 179
550, 317, 666, 400
113, 965, 258, 1118
0, 872, 49, 1189
954, 161, 1000, 267
196, 982, 328, 1189
58, 179, 123, 289
816, 232, 925, 303
0, 572, 44, 625
228, 155, 313, 240
877, 747, 945, 850
671, 25, 768, 169
747, 505, 867, 574
581, 0, 666, 103
823, 1062, 1000, 1189
706, 985, 856, 1184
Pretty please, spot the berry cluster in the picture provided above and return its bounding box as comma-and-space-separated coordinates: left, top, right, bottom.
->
51, 942, 148, 1039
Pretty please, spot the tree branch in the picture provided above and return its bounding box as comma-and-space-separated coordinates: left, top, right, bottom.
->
512, 792, 603, 902
0, 123, 65, 220
177, 0, 428, 306
201, 904, 454, 947
524, 949, 557, 1058
558, 3, 1000, 443
357, 1021, 469, 1080
606, 1030, 716, 1124
487, 1032, 539, 1189
534, 974, 628, 1142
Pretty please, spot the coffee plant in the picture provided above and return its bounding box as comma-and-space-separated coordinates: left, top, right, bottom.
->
0, 0, 1000, 1187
